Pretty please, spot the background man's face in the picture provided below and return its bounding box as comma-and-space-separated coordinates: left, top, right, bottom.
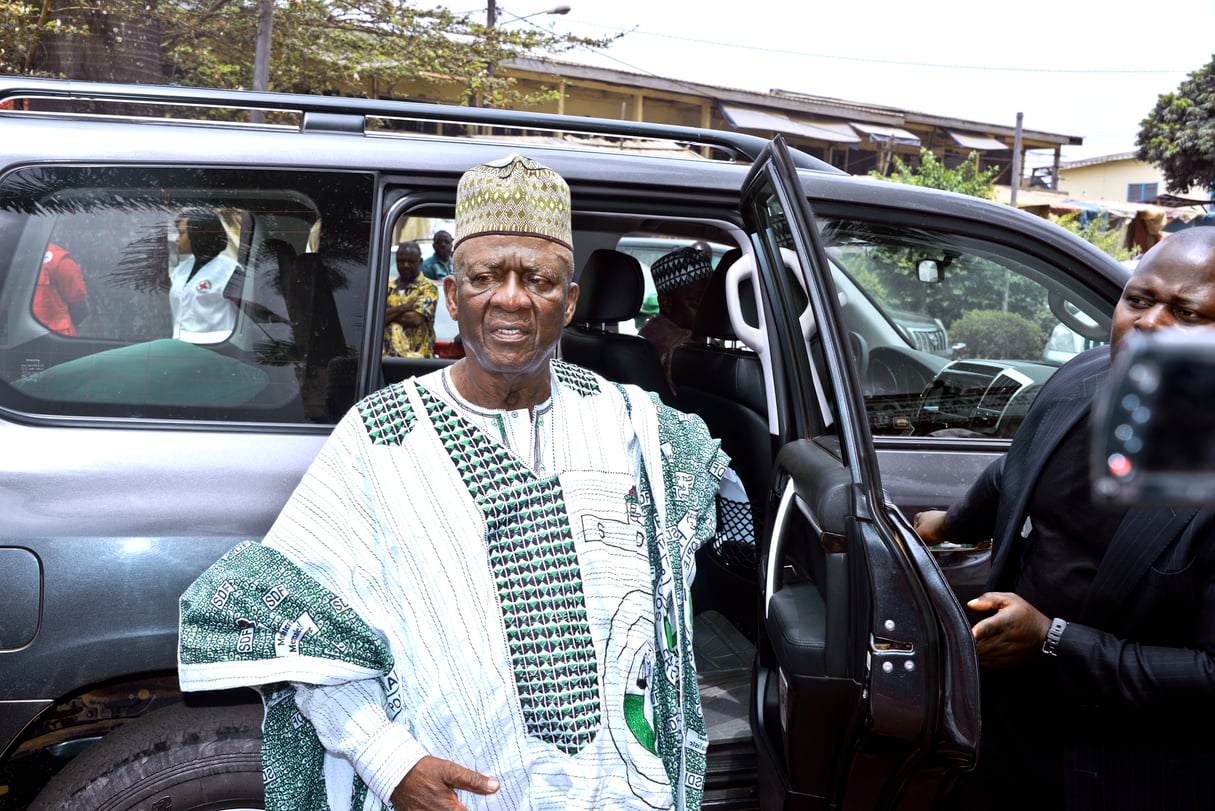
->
1110, 240, 1215, 355
433, 231, 453, 262
395, 242, 423, 284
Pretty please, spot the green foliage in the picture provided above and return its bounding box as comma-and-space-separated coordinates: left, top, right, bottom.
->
1054, 211, 1133, 262
870, 148, 1000, 199
858, 149, 1020, 339
1136, 55, 1215, 195
1, 0, 617, 108
0, 0, 84, 76
950, 309, 1042, 360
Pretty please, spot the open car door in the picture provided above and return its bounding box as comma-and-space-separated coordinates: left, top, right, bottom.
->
741, 137, 980, 809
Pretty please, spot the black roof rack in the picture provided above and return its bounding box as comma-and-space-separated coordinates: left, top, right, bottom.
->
0, 78, 841, 173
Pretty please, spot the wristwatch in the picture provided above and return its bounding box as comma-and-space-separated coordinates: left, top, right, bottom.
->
1042, 617, 1068, 656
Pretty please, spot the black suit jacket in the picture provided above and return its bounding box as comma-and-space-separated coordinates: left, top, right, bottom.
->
945, 346, 1215, 806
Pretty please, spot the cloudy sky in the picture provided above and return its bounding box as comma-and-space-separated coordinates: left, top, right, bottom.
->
496, 0, 1215, 169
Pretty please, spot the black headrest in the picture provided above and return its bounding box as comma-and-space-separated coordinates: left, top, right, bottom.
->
692, 249, 757, 340
572, 249, 644, 324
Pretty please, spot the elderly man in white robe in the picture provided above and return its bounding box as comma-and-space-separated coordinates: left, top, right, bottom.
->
179, 154, 744, 811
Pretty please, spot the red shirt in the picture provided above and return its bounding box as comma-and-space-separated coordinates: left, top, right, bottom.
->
33, 244, 87, 335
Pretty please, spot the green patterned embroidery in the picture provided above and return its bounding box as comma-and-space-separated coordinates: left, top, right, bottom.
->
552, 360, 601, 397
179, 541, 391, 671
179, 541, 394, 811
620, 384, 722, 811
624, 693, 657, 753
358, 383, 416, 446
419, 387, 602, 754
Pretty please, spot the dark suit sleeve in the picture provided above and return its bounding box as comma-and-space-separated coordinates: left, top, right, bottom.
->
942, 455, 1004, 544
1054, 622, 1215, 708
1053, 515, 1215, 708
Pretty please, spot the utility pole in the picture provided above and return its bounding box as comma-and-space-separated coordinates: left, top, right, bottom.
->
1010, 111, 1023, 208
483, 3, 569, 107
253, 0, 273, 93
251, 0, 274, 123
482, 0, 498, 108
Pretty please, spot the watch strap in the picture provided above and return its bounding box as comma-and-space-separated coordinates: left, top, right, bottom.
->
1042, 617, 1068, 656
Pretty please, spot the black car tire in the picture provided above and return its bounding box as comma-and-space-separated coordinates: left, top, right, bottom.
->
28, 702, 265, 811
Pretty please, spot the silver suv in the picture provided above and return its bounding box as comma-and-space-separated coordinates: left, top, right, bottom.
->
0, 79, 1127, 811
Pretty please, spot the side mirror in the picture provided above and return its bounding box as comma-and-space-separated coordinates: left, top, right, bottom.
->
917, 259, 943, 284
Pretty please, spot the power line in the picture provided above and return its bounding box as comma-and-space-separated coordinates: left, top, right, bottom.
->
571, 20, 1192, 76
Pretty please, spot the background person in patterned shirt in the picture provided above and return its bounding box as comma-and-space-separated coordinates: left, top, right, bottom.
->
384, 239, 439, 358
180, 153, 742, 811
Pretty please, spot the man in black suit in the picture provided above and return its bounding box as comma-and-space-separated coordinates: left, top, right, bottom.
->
915, 226, 1215, 810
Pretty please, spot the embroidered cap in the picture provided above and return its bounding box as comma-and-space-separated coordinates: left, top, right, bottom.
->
650, 245, 714, 295
454, 154, 572, 251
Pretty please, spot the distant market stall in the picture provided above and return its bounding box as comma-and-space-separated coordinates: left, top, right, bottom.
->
994, 186, 1212, 256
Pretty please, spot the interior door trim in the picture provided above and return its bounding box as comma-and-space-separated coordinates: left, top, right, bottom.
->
764, 477, 796, 618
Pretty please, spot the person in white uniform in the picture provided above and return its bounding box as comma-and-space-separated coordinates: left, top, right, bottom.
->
170, 207, 243, 343
179, 155, 745, 811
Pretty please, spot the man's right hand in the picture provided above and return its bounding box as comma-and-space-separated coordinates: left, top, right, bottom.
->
391, 756, 499, 810
912, 509, 949, 545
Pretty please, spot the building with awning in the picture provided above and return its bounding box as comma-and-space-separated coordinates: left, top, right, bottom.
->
364, 57, 1082, 187
945, 130, 1010, 152
719, 104, 860, 144
849, 121, 921, 147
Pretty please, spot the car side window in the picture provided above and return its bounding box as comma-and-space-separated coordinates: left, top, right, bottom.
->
0, 166, 373, 423
820, 219, 1112, 440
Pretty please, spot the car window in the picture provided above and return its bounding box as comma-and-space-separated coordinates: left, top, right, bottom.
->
820, 219, 1112, 440
615, 236, 733, 333
389, 214, 459, 349
0, 166, 373, 423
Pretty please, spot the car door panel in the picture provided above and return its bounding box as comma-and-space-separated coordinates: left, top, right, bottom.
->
742, 136, 979, 809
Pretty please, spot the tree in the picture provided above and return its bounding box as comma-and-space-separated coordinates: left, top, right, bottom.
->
1136, 56, 1215, 195
871, 147, 1000, 200
855, 149, 1038, 332
0, 0, 616, 108
1054, 210, 1133, 262
950, 309, 1041, 360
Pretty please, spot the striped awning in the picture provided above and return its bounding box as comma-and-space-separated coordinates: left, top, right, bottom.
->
848, 121, 921, 147
720, 104, 861, 144
946, 129, 1009, 151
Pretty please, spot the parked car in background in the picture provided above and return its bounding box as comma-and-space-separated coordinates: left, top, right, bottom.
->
0, 79, 1128, 811
1042, 302, 1104, 364
884, 307, 951, 357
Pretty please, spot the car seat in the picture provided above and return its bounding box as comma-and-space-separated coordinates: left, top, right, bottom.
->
560, 248, 674, 404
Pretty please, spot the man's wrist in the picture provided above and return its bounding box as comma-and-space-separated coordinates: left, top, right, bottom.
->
1041, 617, 1068, 656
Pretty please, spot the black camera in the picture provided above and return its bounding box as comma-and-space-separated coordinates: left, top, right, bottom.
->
1092, 328, 1215, 507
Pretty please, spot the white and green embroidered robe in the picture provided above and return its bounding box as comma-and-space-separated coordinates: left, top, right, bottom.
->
179, 361, 730, 811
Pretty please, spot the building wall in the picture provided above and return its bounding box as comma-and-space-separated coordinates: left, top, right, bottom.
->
1059, 157, 1208, 203
1059, 158, 1164, 202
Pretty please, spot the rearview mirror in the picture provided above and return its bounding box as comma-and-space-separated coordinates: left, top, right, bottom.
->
917, 259, 942, 284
